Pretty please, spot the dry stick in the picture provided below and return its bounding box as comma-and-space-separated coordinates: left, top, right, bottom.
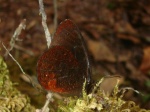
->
41, 93, 53, 112
38, 0, 53, 112
3, 43, 26, 74
2, 43, 42, 91
3, 19, 39, 89
14, 44, 34, 56
2, 43, 31, 80
38, 0, 52, 48
119, 87, 143, 98
35, 92, 53, 112
53, 0, 58, 31
4, 19, 26, 57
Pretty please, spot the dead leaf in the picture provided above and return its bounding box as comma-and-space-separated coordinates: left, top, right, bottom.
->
140, 47, 150, 73
142, 15, 150, 26
100, 76, 124, 95
87, 39, 132, 62
84, 24, 107, 39
126, 62, 147, 85
27, 20, 37, 30
114, 20, 137, 34
144, 4, 150, 14
117, 33, 141, 44
87, 40, 116, 62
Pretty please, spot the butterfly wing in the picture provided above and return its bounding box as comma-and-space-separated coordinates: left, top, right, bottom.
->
37, 19, 91, 94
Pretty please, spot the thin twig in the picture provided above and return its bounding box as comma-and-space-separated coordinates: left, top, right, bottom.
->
2, 43, 41, 91
42, 92, 53, 112
3, 43, 26, 75
37, 1, 54, 111
36, 92, 53, 112
53, 0, 58, 31
14, 44, 34, 56
119, 87, 143, 97
38, 0, 51, 48
4, 19, 26, 57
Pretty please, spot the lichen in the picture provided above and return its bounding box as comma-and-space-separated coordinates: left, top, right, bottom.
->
0, 56, 35, 112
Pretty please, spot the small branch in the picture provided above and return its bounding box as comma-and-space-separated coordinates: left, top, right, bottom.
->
119, 87, 143, 97
2, 43, 40, 91
38, 0, 51, 48
36, 92, 53, 112
4, 19, 26, 57
53, 0, 58, 31
3, 43, 26, 75
37, 1, 54, 111
14, 44, 34, 56
42, 92, 53, 112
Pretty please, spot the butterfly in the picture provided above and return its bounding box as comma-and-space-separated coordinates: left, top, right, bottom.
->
37, 19, 91, 95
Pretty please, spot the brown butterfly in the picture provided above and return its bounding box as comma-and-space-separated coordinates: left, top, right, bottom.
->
37, 19, 91, 95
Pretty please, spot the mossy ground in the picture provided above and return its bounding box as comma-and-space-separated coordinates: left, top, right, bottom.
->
0, 56, 35, 112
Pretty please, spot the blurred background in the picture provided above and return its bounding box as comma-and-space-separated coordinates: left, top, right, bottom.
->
0, 0, 150, 109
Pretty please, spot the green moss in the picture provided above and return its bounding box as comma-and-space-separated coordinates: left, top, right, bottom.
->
57, 78, 150, 112
0, 56, 35, 112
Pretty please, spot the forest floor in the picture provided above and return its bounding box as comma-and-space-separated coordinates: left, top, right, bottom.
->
0, 0, 150, 109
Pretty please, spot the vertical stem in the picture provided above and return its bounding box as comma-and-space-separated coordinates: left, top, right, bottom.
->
53, 0, 58, 32
38, 0, 52, 48
41, 92, 53, 112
